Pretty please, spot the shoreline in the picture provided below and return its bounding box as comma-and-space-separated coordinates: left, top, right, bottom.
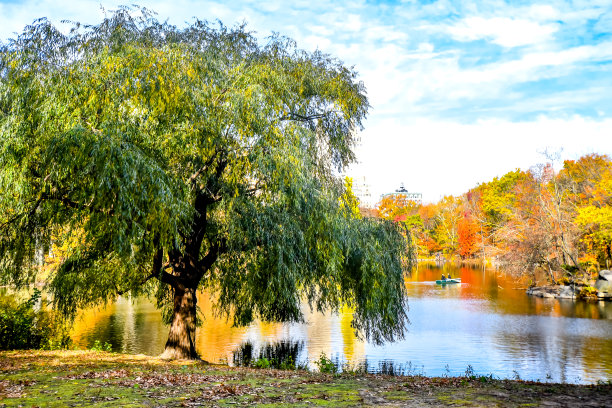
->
527, 282, 611, 301
1, 350, 610, 407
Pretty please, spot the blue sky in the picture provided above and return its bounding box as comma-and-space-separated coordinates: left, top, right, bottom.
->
2, 0, 612, 203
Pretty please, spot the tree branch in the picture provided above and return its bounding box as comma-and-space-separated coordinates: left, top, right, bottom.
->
115, 246, 167, 295
160, 269, 182, 287
279, 112, 326, 122
198, 238, 227, 271
0, 195, 44, 231
187, 147, 220, 186
39, 191, 113, 215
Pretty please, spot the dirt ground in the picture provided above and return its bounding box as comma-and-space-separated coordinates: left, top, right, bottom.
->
1, 350, 610, 407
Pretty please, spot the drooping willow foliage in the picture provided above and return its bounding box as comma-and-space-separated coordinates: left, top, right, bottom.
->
0, 6, 413, 347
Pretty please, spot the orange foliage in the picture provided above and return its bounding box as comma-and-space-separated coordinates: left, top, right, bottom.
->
378, 195, 419, 221
374, 154, 612, 267
418, 204, 437, 228
419, 235, 442, 255
457, 214, 479, 258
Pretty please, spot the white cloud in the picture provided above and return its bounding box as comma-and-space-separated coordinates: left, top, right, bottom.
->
354, 116, 612, 203
340, 14, 363, 32
302, 35, 332, 51
305, 24, 334, 37
417, 42, 434, 53
526, 4, 560, 20
447, 16, 559, 48
375, 40, 612, 117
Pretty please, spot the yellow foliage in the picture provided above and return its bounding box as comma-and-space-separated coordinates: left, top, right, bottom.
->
340, 177, 361, 218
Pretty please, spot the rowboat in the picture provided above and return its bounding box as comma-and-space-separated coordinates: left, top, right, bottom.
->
435, 278, 461, 285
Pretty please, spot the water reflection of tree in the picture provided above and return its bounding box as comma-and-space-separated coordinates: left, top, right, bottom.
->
407, 264, 612, 320
340, 306, 365, 364
232, 340, 304, 369
72, 297, 168, 355
492, 323, 612, 382
72, 279, 612, 383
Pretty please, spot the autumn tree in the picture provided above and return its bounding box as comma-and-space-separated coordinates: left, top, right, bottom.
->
377, 194, 421, 255
477, 170, 525, 230
377, 195, 419, 222
564, 154, 612, 270
0, 8, 413, 359
464, 189, 499, 264
500, 160, 581, 284
539, 156, 581, 273
417, 204, 442, 256
500, 172, 559, 283
457, 213, 479, 258
433, 196, 462, 254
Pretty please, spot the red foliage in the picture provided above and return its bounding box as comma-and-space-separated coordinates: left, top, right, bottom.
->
457, 215, 479, 258
394, 214, 407, 222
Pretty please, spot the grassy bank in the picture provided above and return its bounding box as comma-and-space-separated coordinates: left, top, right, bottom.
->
1, 350, 610, 407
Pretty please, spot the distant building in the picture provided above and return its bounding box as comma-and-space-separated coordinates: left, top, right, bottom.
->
342, 130, 376, 208
350, 175, 375, 208
380, 183, 422, 205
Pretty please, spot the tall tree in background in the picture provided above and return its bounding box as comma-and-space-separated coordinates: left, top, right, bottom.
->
564, 154, 612, 270
540, 156, 581, 272
457, 213, 479, 259
0, 7, 412, 359
417, 204, 442, 256
434, 196, 461, 254
377, 194, 421, 254
501, 172, 558, 283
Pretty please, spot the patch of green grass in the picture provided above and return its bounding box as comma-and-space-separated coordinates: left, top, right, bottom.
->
383, 390, 412, 401
12, 379, 148, 408
1, 350, 611, 407
451, 398, 476, 405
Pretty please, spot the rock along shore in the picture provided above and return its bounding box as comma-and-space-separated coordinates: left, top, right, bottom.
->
526, 269, 612, 300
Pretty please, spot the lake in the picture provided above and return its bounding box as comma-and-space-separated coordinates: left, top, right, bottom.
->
71, 264, 612, 384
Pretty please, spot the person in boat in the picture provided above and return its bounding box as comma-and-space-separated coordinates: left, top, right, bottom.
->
440, 274, 446, 281
447, 273, 452, 280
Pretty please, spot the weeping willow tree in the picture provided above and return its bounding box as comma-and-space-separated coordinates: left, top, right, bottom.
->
0, 7, 413, 359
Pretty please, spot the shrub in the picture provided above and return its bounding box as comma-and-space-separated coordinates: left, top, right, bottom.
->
0, 289, 72, 350
577, 285, 598, 300
558, 276, 571, 286
464, 364, 476, 378
90, 340, 113, 352
254, 357, 271, 369
314, 352, 338, 374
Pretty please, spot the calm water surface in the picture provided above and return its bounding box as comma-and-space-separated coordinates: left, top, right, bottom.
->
71, 264, 612, 383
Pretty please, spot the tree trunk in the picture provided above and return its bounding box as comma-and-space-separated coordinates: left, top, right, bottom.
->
160, 286, 198, 360
547, 264, 557, 285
